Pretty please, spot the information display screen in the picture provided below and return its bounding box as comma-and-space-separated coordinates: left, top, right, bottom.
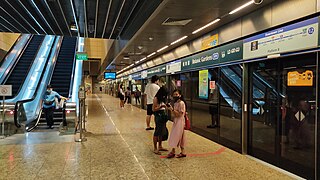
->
104, 72, 116, 79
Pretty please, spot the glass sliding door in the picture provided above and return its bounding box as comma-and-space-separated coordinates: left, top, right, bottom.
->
248, 53, 317, 179
219, 65, 242, 151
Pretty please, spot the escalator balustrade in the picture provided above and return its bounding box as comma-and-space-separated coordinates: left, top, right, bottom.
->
4, 35, 45, 99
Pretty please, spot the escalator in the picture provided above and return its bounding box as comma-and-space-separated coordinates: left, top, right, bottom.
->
50, 37, 77, 97
4, 35, 45, 99
36, 36, 77, 129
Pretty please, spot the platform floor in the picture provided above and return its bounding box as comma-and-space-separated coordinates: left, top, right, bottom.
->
0, 94, 297, 179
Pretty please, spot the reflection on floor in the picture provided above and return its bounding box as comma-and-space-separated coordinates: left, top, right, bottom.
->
0, 94, 296, 179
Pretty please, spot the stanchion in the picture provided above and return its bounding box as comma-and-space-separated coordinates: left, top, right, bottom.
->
75, 86, 86, 142
0, 96, 5, 139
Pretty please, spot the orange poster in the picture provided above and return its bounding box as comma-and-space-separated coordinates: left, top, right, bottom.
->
287, 70, 313, 86
201, 34, 219, 50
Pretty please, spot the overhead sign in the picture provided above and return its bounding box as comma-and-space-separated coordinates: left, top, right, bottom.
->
141, 70, 148, 79
201, 34, 219, 50
181, 40, 243, 71
76, 53, 88, 60
243, 17, 318, 59
287, 70, 313, 86
0, 85, 12, 96
166, 60, 181, 74
147, 64, 166, 77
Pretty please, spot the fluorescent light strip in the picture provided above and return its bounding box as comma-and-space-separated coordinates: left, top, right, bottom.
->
229, 0, 254, 14
0, 16, 20, 32
94, 0, 99, 38
157, 45, 169, 52
102, 0, 112, 38
0, 6, 30, 33
84, 0, 88, 38
43, 0, 63, 34
147, 52, 156, 57
57, 0, 72, 36
192, 18, 220, 34
4, 0, 39, 34
170, 36, 188, 45
109, 0, 126, 39
17, 1, 47, 34
31, 0, 55, 34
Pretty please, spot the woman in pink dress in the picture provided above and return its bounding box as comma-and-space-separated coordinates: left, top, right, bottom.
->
167, 89, 186, 158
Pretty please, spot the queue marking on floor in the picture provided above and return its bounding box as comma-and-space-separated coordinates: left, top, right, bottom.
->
160, 147, 226, 158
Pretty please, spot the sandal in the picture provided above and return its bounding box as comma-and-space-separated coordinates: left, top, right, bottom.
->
166, 152, 175, 158
153, 150, 161, 155
176, 153, 187, 158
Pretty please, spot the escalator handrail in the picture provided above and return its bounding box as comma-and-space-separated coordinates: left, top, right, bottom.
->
4, 35, 45, 99
67, 37, 78, 99
25, 108, 42, 132
0, 34, 23, 67
14, 36, 61, 128
0, 35, 33, 84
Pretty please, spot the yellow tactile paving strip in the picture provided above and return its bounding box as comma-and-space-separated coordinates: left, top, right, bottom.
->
0, 94, 295, 179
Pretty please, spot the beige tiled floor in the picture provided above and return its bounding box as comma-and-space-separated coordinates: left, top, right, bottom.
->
0, 94, 296, 179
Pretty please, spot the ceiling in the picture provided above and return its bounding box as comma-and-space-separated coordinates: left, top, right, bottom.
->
0, 0, 162, 39
0, 0, 276, 76
106, 0, 275, 74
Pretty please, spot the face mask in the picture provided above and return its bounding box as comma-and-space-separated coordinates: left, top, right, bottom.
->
47, 90, 52, 93
173, 96, 180, 102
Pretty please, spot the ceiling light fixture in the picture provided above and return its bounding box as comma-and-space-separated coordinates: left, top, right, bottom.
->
192, 18, 221, 34
170, 36, 188, 45
70, 25, 77, 31
157, 45, 169, 52
147, 52, 156, 58
123, 56, 130, 59
229, 1, 254, 14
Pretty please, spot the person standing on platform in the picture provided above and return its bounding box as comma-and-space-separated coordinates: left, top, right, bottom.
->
42, 85, 68, 129
124, 87, 131, 104
118, 84, 125, 108
135, 88, 141, 105
152, 83, 169, 155
166, 89, 187, 158
144, 75, 159, 130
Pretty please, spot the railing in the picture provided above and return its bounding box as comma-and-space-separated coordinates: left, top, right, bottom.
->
14, 37, 62, 128
68, 37, 78, 99
0, 34, 32, 84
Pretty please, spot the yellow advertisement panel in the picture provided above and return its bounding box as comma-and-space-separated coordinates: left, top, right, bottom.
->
287, 70, 313, 86
201, 34, 219, 50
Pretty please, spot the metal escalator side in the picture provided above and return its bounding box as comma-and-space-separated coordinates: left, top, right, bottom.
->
14, 36, 63, 129
0, 34, 32, 84
4, 35, 45, 99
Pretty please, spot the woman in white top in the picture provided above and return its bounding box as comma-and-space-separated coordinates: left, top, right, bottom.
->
119, 84, 125, 108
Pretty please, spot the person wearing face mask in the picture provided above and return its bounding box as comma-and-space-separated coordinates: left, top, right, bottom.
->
166, 89, 187, 158
43, 85, 69, 129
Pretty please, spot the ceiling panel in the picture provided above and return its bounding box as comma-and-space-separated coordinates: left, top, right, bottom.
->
0, 0, 162, 39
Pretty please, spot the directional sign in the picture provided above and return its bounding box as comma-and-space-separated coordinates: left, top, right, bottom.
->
0, 85, 12, 96
295, 111, 305, 121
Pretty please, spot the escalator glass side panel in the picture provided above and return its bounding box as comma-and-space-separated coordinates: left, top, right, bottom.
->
0, 34, 31, 84
4, 35, 45, 98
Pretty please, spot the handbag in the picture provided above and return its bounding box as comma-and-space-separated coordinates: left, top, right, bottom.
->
184, 114, 191, 130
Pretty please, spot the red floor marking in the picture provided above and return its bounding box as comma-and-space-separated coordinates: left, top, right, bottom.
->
160, 147, 226, 158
